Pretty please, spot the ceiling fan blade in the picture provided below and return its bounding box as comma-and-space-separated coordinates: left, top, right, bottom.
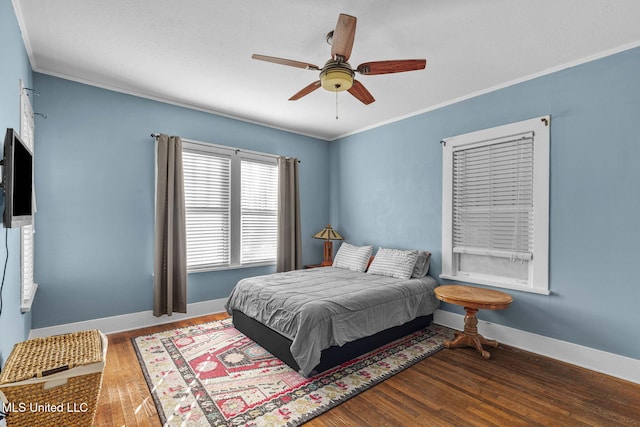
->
357, 59, 426, 75
252, 54, 320, 71
331, 14, 357, 62
348, 80, 375, 105
289, 81, 322, 101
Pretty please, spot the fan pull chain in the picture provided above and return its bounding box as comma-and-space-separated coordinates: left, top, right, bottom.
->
335, 89, 339, 120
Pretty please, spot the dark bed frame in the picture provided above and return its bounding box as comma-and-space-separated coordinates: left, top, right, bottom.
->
232, 309, 433, 376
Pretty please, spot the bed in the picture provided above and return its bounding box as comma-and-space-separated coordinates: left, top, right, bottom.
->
225, 246, 439, 377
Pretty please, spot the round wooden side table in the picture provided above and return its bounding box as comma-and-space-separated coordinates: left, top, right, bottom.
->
434, 285, 513, 359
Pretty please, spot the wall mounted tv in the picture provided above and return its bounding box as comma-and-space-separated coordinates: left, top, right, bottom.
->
2, 128, 33, 228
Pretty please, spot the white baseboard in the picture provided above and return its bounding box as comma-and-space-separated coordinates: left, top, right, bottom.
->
434, 309, 640, 384
28, 298, 228, 339
28, 304, 639, 385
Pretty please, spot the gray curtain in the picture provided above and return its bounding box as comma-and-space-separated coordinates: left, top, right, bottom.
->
276, 157, 302, 272
154, 134, 187, 316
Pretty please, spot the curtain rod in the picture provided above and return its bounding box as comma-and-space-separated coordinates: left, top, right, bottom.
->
150, 133, 300, 162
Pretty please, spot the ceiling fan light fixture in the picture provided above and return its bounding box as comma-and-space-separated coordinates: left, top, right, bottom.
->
320, 67, 353, 92
252, 13, 426, 105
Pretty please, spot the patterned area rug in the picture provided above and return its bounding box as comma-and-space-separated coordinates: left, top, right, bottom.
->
132, 318, 451, 426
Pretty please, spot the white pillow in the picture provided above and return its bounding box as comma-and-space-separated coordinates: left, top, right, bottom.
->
332, 243, 373, 273
367, 247, 419, 280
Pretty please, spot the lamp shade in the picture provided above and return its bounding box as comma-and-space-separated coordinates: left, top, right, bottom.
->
313, 224, 344, 241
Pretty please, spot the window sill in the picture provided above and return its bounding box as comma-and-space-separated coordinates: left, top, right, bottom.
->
21, 283, 38, 313
439, 274, 550, 295
188, 262, 276, 274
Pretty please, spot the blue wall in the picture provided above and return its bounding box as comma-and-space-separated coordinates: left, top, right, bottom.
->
330, 47, 640, 360
6, 0, 639, 362
30, 75, 329, 328
0, 0, 33, 366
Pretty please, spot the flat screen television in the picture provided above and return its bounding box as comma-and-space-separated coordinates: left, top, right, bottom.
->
2, 128, 33, 228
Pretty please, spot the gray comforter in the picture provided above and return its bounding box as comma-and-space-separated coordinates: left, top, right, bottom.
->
225, 266, 439, 376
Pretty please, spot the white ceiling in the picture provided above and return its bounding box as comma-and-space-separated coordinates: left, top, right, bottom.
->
12, 0, 640, 140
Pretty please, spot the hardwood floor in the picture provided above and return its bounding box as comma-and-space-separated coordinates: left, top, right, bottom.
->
94, 313, 640, 426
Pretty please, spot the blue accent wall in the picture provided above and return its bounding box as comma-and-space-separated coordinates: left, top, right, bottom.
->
0, 0, 33, 366
330, 47, 640, 360
30, 74, 329, 328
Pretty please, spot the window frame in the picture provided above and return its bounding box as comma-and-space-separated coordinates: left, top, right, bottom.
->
19, 80, 38, 312
440, 116, 550, 294
181, 140, 278, 273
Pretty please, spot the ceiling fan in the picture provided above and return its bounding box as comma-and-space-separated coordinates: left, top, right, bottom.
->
252, 13, 426, 105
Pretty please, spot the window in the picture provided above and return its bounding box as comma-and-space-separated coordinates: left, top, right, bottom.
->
19, 80, 38, 311
441, 116, 550, 294
240, 160, 278, 264
182, 141, 278, 271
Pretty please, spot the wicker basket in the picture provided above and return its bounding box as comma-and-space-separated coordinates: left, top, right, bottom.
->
0, 330, 107, 427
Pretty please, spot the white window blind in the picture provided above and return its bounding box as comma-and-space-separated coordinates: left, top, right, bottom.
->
19, 80, 37, 312
183, 148, 231, 269
453, 134, 534, 261
181, 140, 278, 271
240, 160, 278, 264
441, 116, 550, 294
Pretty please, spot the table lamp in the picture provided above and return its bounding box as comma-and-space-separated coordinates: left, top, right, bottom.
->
313, 224, 344, 266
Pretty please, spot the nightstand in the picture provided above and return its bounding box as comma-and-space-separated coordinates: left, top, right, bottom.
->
304, 263, 327, 269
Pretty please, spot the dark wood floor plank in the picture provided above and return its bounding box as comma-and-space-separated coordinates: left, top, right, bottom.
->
94, 314, 640, 426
